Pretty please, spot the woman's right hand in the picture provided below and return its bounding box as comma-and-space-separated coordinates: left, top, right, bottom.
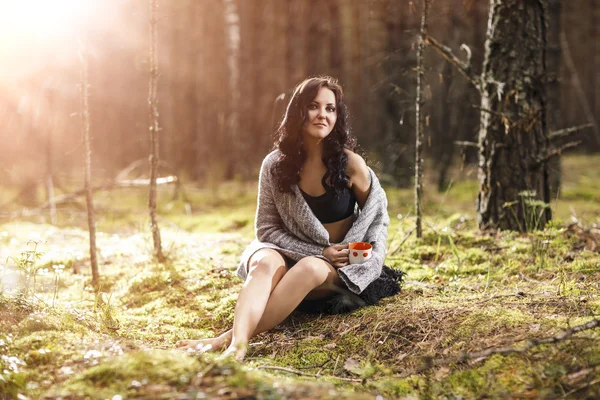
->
322, 244, 349, 268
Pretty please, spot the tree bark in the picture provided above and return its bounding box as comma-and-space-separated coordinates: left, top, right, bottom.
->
415, 0, 431, 238
79, 41, 100, 290
477, 0, 551, 231
546, 0, 562, 198
148, 0, 164, 262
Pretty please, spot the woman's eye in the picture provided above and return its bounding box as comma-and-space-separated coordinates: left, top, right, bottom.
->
327, 107, 336, 113
308, 104, 317, 110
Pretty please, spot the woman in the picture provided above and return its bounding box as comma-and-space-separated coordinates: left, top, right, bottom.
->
177, 76, 400, 361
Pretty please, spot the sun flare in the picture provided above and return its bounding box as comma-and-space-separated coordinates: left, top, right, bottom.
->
0, 0, 87, 40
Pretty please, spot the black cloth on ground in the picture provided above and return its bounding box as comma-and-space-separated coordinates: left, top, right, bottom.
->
296, 265, 405, 315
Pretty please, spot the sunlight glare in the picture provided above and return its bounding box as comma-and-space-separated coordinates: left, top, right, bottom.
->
0, 0, 87, 40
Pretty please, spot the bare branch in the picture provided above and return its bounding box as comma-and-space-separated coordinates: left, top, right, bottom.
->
390, 227, 416, 255
472, 105, 517, 122
425, 34, 480, 91
533, 141, 582, 167
454, 141, 479, 148
549, 123, 593, 140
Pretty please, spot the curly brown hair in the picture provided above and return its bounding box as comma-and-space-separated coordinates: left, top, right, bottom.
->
272, 76, 357, 198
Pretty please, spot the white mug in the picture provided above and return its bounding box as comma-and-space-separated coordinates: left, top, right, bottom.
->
348, 242, 372, 264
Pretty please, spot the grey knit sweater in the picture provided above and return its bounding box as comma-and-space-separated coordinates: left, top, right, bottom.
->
237, 150, 390, 294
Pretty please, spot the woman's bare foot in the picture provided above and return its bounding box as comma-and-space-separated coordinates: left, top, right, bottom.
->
176, 330, 232, 353
219, 341, 248, 362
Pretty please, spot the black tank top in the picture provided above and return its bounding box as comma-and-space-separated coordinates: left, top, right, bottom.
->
299, 172, 356, 223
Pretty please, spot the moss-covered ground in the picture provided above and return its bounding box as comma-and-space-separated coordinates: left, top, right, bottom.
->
1, 155, 599, 399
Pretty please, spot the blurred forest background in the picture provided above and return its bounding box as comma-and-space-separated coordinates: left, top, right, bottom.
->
1, 0, 599, 205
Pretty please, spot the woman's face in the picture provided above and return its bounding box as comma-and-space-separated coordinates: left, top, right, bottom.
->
302, 87, 337, 141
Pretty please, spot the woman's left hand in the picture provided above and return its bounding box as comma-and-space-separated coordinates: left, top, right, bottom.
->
322, 244, 349, 268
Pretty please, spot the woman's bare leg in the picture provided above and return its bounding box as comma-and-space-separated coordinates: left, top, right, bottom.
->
176, 249, 287, 352
223, 257, 340, 360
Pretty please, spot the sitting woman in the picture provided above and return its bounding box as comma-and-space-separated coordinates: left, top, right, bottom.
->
177, 76, 401, 361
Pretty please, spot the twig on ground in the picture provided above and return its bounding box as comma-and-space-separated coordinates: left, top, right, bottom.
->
398, 318, 600, 378
474, 291, 527, 304
257, 365, 362, 382
390, 227, 416, 255
563, 378, 600, 398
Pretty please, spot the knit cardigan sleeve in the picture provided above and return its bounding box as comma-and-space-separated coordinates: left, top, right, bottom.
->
254, 153, 326, 257
336, 169, 390, 294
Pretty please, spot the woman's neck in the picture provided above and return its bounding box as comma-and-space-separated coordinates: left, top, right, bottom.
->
303, 136, 323, 164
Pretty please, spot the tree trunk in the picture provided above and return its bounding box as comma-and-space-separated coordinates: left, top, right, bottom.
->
79, 41, 100, 290
148, 0, 164, 262
546, 0, 562, 198
477, 0, 551, 231
415, 0, 431, 239
223, 0, 241, 179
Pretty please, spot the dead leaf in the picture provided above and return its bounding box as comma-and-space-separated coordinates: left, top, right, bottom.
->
343, 357, 360, 375
434, 366, 451, 380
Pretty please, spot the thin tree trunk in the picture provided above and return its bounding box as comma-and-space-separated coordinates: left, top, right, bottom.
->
415, 0, 431, 238
45, 90, 57, 224
148, 0, 164, 262
477, 0, 551, 231
79, 41, 99, 290
223, 0, 241, 179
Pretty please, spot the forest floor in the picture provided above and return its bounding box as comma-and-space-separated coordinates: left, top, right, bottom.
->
1, 155, 599, 399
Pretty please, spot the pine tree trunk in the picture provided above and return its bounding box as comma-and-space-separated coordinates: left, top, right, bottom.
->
477, 0, 551, 231
79, 42, 100, 290
415, 0, 431, 239
148, 0, 164, 262
546, 0, 562, 198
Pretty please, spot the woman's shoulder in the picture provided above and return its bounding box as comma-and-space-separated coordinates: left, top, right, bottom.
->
261, 149, 283, 168
343, 149, 369, 178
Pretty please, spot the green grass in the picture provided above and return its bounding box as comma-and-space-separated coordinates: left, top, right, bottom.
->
0, 154, 599, 399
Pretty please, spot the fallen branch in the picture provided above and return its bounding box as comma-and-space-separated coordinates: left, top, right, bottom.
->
549, 123, 593, 140
257, 365, 362, 382
399, 318, 600, 378
425, 34, 480, 91
390, 227, 416, 255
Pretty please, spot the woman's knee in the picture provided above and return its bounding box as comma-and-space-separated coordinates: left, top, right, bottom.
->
293, 257, 335, 287
247, 250, 287, 280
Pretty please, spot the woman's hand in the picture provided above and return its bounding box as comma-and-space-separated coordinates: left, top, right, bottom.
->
322, 244, 349, 268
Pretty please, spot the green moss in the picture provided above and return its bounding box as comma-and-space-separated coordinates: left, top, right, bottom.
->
54, 350, 199, 397
274, 339, 331, 370
451, 307, 532, 340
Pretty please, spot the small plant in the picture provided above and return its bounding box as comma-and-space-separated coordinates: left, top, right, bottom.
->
502, 191, 550, 232
95, 292, 120, 331
434, 227, 462, 274
6, 241, 44, 300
